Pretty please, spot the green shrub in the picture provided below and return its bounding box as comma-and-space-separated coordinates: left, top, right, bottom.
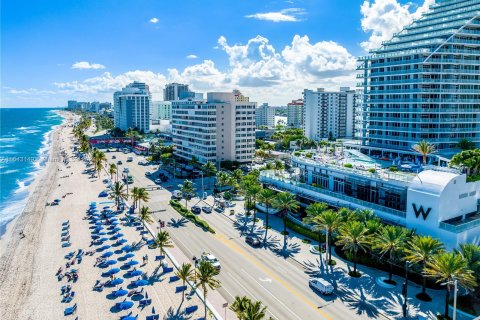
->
285, 219, 325, 242
169, 200, 215, 234
293, 151, 301, 156
344, 163, 353, 168
367, 168, 376, 173
305, 153, 312, 158
389, 166, 398, 172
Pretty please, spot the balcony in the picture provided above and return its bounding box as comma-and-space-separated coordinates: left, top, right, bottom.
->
439, 212, 480, 233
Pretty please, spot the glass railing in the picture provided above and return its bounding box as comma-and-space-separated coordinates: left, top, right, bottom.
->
259, 171, 407, 218
439, 217, 480, 233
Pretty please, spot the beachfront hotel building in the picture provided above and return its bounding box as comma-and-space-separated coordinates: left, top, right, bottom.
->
171, 90, 256, 165
151, 101, 172, 121
113, 82, 151, 132
163, 83, 190, 101
259, 150, 480, 249
357, 0, 480, 157
255, 103, 275, 128
303, 87, 357, 141
287, 99, 304, 128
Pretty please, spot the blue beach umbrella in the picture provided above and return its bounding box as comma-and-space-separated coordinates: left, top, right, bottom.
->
111, 278, 124, 286
111, 221, 119, 226
135, 279, 149, 287
98, 231, 107, 235
110, 217, 118, 221
118, 239, 128, 244
102, 251, 114, 258
121, 245, 132, 252
108, 268, 120, 275
115, 233, 124, 238
91, 235, 100, 239
100, 245, 111, 250
117, 300, 134, 310
125, 260, 139, 266
99, 237, 108, 242
124, 253, 134, 259
114, 288, 128, 297
106, 259, 117, 265
113, 227, 122, 232
129, 269, 142, 277
95, 222, 103, 226
103, 206, 110, 209
95, 226, 104, 231
151, 306, 156, 314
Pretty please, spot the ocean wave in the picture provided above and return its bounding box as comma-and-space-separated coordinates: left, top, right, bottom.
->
0, 136, 19, 142
2, 169, 20, 175
0, 144, 15, 148
16, 125, 39, 130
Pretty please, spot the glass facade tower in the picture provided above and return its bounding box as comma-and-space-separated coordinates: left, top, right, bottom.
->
358, 0, 480, 155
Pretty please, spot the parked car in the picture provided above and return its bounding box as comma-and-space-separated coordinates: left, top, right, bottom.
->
123, 167, 129, 173
309, 278, 334, 295
202, 206, 212, 213
127, 156, 133, 162
172, 190, 183, 199
191, 206, 201, 214
99, 190, 109, 197
214, 206, 224, 213
154, 179, 162, 185
112, 155, 116, 159
245, 235, 261, 247
145, 172, 151, 176
200, 252, 221, 270
117, 160, 122, 165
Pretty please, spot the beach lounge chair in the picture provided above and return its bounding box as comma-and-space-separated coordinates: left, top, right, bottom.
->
154, 255, 165, 261
62, 242, 72, 248
185, 305, 198, 314
64, 303, 77, 316
62, 221, 69, 226
138, 299, 151, 308
146, 315, 159, 320
62, 291, 75, 303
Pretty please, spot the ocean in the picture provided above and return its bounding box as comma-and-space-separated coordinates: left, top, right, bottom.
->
0, 108, 63, 235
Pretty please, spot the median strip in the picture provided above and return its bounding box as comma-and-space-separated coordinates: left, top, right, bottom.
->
169, 200, 216, 234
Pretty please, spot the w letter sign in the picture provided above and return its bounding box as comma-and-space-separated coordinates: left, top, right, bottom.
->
412, 204, 431, 221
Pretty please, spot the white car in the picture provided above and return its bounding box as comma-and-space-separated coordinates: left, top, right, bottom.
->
200, 252, 221, 270
172, 190, 183, 199
309, 278, 334, 295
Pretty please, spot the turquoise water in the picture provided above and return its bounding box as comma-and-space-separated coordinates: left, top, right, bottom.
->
0, 108, 63, 233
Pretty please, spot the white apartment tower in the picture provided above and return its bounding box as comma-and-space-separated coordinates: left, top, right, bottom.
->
255, 103, 275, 128
151, 101, 172, 120
172, 90, 256, 165
113, 82, 151, 132
303, 87, 357, 141
287, 99, 304, 128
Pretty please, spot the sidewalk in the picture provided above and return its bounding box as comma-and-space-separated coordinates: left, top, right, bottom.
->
199, 195, 461, 320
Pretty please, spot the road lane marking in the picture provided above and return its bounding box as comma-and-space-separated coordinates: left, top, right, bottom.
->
213, 233, 333, 320
259, 277, 272, 283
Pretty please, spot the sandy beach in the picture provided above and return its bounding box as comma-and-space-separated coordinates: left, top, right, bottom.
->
0, 111, 205, 320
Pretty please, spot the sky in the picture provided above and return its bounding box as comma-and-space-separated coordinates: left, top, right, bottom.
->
1, 0, 433, 107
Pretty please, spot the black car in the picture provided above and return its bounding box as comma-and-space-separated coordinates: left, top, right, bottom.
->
191, 206, 201, 214
245, 236, 261, 247
117, 160, 122, 165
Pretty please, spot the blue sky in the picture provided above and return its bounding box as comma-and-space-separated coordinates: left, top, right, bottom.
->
1, 0, 429, 107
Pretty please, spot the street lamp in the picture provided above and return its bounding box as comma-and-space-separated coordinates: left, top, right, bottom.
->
402, 261, 410, 317
193, 256, 198, 283
200, 171, 205, 200
441, 279, 458, 320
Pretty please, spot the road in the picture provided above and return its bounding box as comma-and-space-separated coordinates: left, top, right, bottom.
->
105, 149, 372, 320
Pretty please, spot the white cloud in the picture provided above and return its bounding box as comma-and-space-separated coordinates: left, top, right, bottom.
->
149, 17, 159, 24
186, 54, 198, 59
71, 61, 106, 70
245, 8, 306, 22
49, 34, 357, 105
360, 0, 434, 51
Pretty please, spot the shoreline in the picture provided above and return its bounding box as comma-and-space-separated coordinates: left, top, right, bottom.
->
0, 110, 65, 239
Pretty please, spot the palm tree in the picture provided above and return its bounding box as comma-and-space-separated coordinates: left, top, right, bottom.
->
215, 171, 231, 192
190, 156, 200, 168
232, 169, 244, 187
424, 252, 477, 318
138, 206, 154, 232
152, 231, 173, 263
202, 161, 217, 190
247, 183, 262, 233
272, 192, 299, 257
179, 180, 195, 209
273, 159, 284, 174
175, 263, 193, 302
108, 163, 117, 181
230, 296, 250, 320
412, 140, 436, 165
303, 203, 328, 261
195, 260, 221, 320
404, 235, 444, 300
136, 187, 150, 210
336, 220, 371, 276
244, 300, 267, 320
456, 243, 480, 299
312, 209, 342, 265
373, 226, 407, 283
110, 181, 127, 209
131, 186, 140, 210
257, 189, 276, 244
456, 138, 475, 151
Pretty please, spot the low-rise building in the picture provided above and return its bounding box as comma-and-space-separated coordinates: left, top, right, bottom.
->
260, 151, 480, 249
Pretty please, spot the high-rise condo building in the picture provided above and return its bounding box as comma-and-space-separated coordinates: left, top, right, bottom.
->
358, 0, 480, 155
171, 90, 256, 164
113, 82, 151, 132
303, 87, 357, 141
151, 101, 172, 120
163, 83, 190, 101
287, 99, 304, 128
255, 103, 275, 128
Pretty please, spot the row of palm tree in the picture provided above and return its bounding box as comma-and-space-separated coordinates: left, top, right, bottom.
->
130, 186, 150, 211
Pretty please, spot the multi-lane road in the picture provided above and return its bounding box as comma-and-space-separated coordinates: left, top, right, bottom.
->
106, 149, 374, 320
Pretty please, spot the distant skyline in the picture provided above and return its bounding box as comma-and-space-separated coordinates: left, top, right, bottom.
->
1, 0, 431, 107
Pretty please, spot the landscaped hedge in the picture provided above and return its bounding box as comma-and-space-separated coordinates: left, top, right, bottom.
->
169, 200, 215, 234
286, 219, 325, 242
